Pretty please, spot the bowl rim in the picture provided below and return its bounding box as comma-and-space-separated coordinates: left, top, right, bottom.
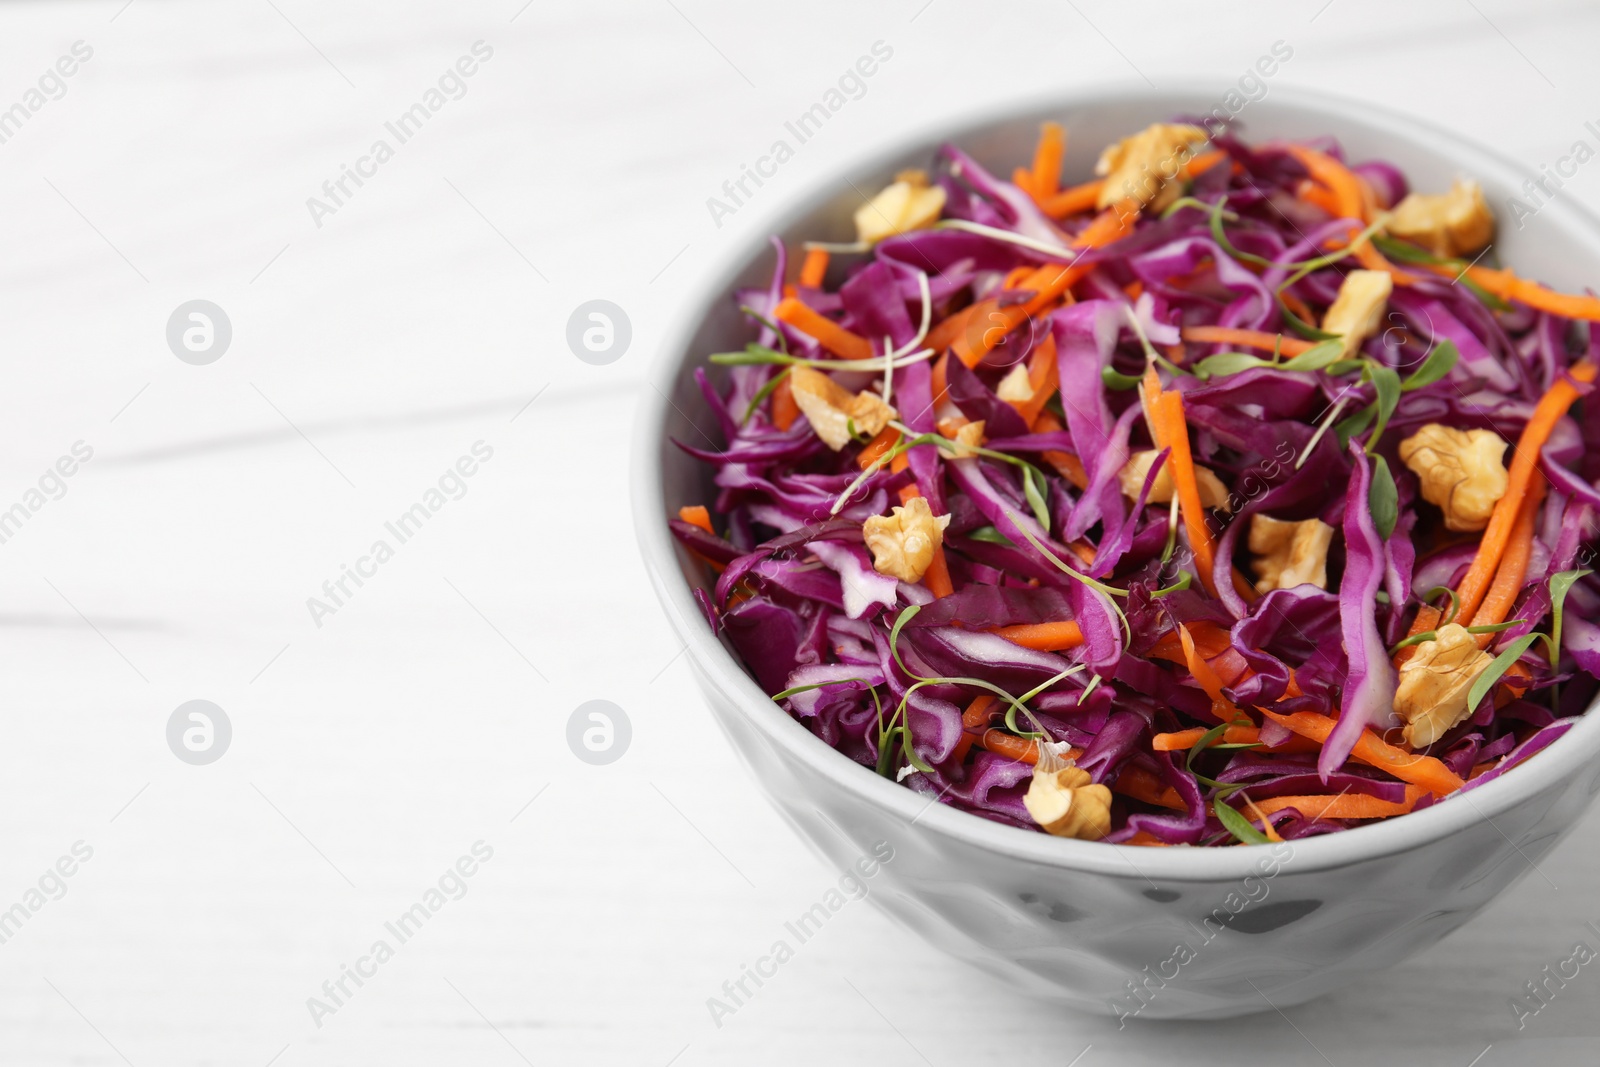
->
631, 82, 1600, 881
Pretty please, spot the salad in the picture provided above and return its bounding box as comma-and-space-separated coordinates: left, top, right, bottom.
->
668, 118, 1600, 846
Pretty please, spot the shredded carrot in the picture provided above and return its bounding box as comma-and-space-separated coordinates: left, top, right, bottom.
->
858, 427, 900, 471
798, 247, 829, 289
1152, 724, 1260, 751
1155, 391, 1219, 597
925, 302, 980, 354
1176, 623, 1234, 709
1183, 149, 1227, 178
677, 505, 713, 534
1284, 144, 1366, 222
772, 374, 799, 430
992, 621, 1084, 652
1011, 167, 1036, 199
1253, 788, 1422, 821
1125, 831, 1172, 847
979, 729, 1079, 766
1430, 261, 1600, 323
1011, 334, 1060, 426
1294, 177, 1342, 217
1001, 265, 1035, 290
1280, 290, 1317, 327
1469, 479, 1546, 639
1112, 764, 1187, 810
1260, 709, 1465, 796
1179, 325, 1316, 357
1455, 361, 1597, 623
1123, 280, 1145, 301
774, 297, 872, 360
1030, 122, 1066, 199
1030, 411, 1089, 489
1240, 793, 1285, 841
953, 694, 996, 762
959, 207, 1135, 365
929, 352, 950, 409
1039, 178, 1103, 219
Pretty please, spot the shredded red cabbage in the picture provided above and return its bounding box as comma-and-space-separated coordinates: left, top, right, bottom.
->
669, 122, 1600, 846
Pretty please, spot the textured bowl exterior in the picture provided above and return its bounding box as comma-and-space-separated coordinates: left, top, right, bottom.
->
633, 86, 1600, 1019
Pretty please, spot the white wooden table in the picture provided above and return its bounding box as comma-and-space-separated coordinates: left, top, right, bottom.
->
1, 1, 1598, 1063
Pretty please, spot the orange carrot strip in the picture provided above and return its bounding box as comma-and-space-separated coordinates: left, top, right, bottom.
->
1183, 149, 1227, 178
772, 374, 799, 430
979, 730, 1080, 765
953, 694, 997, 762
1030, 411, 1089, 490
1456, 361, 1597, 622
959, 208, 1137, 364
1352, 238, 1418, 285
1012, 334, 1060, 426
1001, 265, 1035, 290
1284, 144, 1366, 222
1125, 831, 1172, 847
926, 302, 980, 354
1241, 794, 1286, 842
992, 621, 1084, 652
858, 427, 900, 471
1113, 764, 1187, 810
774, 297, 872, 360
1176, 623, 1234, 709
1280, 290, 1317, 327
1431, 261, 1600, 322
1158, 391, 1219, 597
798, 248, 829, 288
1011, 166, 1036, 199
1039, 179, 1104, 219
677, 505, 713, 534
1469, 479, 1546, 638
1295, 178, 1342, 217
1253, 788, 1421, 821
1260, 709, 1465, 796
929, 352, 951, 410
1179, 325, 1315, 357
1030, 122, 1066, 199
1152, 724, 1260, 752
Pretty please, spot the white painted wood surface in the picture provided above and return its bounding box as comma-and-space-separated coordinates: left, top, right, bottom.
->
0, 1, 1597, 1063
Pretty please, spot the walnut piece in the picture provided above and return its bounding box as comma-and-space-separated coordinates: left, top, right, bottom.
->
854, 170, 947, 246
1398, 423, 1509, 532
1024, 763, 1113, 840
995, 363, 1034, 404
1095, 123, 1210, 212
935, 418, 986, 459
1387, 178, 1495, 259
1248, 514, 1335, 592
1395, 623, 1494, 747
1118, 449, 1231, 511
863, 497, 951, 583
1322, 269, 1394, 357
788, 366, 896, 450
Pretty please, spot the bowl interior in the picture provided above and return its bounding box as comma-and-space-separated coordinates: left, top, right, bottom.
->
634, 85, 1600, 879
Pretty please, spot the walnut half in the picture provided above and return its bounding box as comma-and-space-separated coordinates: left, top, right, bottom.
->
854, 170, 947, 247
1387, 178, 1495, 259
1024, 763, 1113, 840
1395, 623, 1494, 747
1118, 449, 1231, 511
1322, 269, 1393, 357
1248, 514, 1335, 592
788, 366, 896, 450
1095, 123, 1210, 212
863, 497, 951, 584
1398, 424, 1509, 532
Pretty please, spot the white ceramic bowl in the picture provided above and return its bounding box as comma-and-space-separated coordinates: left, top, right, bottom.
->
632, 86, 1600, 1019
